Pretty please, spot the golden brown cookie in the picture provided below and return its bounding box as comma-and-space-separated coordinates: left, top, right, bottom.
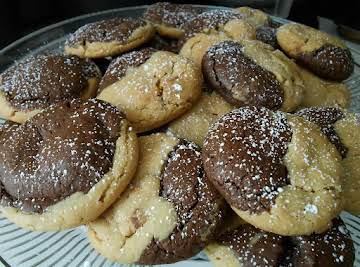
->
277, 23, 354, 81
179, 9, 256, 48
202, 40, 304, 112
203, 106, 343, 236
97, 50, 202, 133
205, 218, 354, 267
296, 65, 350, 109
168, 90, 235, 146
0, 99, 138, 231
0, 54, 101, 123
235, 6, 269, 28
143, 2, 203, 39
65, 18, 155, 58
87, 133, 226, 265
297, 107, 360, 215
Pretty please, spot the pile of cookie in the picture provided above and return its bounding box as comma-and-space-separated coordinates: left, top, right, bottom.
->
0, 2, 358, 266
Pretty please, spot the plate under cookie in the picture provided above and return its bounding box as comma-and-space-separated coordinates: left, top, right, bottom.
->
0, 4, 360, 267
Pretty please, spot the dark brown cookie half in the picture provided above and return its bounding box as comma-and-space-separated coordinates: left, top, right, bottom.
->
179, 9, 245, 47
0, 54, 100, 110
202, 41, 283, 110
143, 34, 180, 53
144, 2, 202, 29
298, 44, 354, 81
0, 99, 124, 213
138, 140, 227, 264
296, 107, 347, 158
202, 106, 292, 214
98, 48, 156, 92
256, 25, 279, 49
65, 18, 146, 47
217, 218, 354, 267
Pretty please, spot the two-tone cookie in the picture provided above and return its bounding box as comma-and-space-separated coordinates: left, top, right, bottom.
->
0, 99, 138, 231
202, 40, 304, 112
179, 10, 256, 48
297, 107, 360, 214
97, 49, 202, 132
143, 2, 202, 39
205, 218, 354, 267
203, 106, 343, 236
0, 54, 101, 123
65, 18, 155, 58
87, 133, 226, 264
277, 23, 354, 81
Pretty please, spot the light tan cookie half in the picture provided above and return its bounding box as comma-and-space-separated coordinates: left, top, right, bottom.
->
335, 112, 360, 214
97, 51, 202, 133
235, 115, 343, 235
87, 133, 226, 265
0, 100, 139, 231
235, 6, 269, 28
297, 65, 350, 109
168, 91, 235, 146
65, 18, 155, 58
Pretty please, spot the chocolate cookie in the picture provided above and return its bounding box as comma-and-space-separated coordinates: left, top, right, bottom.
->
202, 106, 343, 235
179, 9, 255, 47
143, 2, 202, 39
256, 25, 279, 49
65, 18, 155, 58
205, 218, 354, 267
202, 40, 304, 112
277, 23, 354, 81
168, 90, 236, 146
0, 54, 101, 123
97, 50, 202, 132
0, 99, 138, 231
87, 133, 226, 264
296, 65, 350, 109
297, 107, 360, 215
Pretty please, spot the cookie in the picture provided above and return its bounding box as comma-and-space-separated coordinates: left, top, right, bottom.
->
202, 40, 304, 112
235, 6, 269, 28
65, 18, 155, 58
0, 54, 101, 123
168, 90, 235, 146
0, 99, 138, 231
297, 65, 350, 109
277, 23, 354, 81
179, 9, 256, 47
256, 25, 279, 49
297, 107, 360, 214
87, 133, 226, 264
202, 106, 343, 236
205, 218, 354, 267
97, 50, 202, 133
143, 2, 202, 39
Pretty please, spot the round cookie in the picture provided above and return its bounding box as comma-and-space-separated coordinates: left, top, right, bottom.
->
0, 54, 101, 123
143, 2, 203, 39
202, 40, 304, 112
205, 218, 354, 267
168, 90, 235, 146
277, 23, 354, 81
202, 106, 343, 236
296, 65, 350, 109
297, 107, 360, 214
97, 50, 202, 133
87, 133, 226, 265
0, 99, 138, 231
235, 6, 269, 28
65, 18, 155, 58
179, 9, 256, 47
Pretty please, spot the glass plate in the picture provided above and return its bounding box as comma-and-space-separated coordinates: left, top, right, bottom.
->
0, 5, 360, 267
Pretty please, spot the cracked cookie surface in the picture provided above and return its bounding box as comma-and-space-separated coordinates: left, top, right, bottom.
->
97, 50, 202, 132
87, 133, 226, 264
0, 99, 138, 231
203, 106, 343, 235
